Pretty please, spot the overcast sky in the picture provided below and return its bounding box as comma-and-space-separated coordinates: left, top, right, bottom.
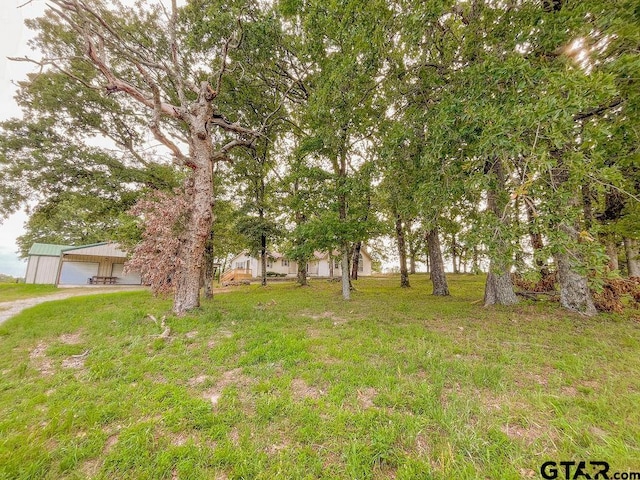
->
0, 1, 48, 276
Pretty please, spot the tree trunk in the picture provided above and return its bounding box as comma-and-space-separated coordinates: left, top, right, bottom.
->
451, 234, 459, 274
203, 229, 215, 299
173, 140, 213, 315
555, 250, 596, 315
605, 238, 619, 272
547, 152, 596, 315
395, 214, 410, 288
472, 246, 480, 274
483, 157, 517, 306
407, 226, 417, 274
260, 234, 267, 287
581, 183, 594, 230
297, 260, 308, 286
624, 238, 640, 277
341, 245, 351, 300
351, 241, 362, 280
484, 272, 518, 305
426, 227, 449, 296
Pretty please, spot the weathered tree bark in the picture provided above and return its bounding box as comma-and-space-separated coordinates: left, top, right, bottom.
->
484, 272, 518, 305
203, 229, 215, 299
605, 238, 619, 272
341, 245, 351, 300
173, 132, 214, 314
426, 227, 449, 296
407, 220, 417, 274
297, 261, 308, 286
451, 234, 459, 274
351, 241, 362, 280
483, 157, 518, 306
472, 246, 480, 274
410, 254, 417, 275
549, 156, 596, 316
581, 183, 594, 230
624, 238, 640, 277
555, 248, 597, 315
395, 214, 410, 288
260, 237, 267, 286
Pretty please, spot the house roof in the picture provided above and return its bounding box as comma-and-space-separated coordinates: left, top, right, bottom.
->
28, 243, 72, 256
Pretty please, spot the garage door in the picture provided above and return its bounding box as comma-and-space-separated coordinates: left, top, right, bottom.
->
59, 262, 99, 285
111, 263, 142, 285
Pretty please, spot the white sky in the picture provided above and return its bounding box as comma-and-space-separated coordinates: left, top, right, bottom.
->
0, 0, 47, 276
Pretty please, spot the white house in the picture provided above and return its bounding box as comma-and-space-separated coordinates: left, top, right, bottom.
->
226, 249, 373, 279
25, 242, 142, 286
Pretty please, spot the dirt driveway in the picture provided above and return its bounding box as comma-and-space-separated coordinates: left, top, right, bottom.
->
0, 288, 145, 326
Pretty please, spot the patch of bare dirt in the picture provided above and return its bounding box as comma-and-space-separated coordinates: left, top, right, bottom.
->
302, 311, 348, 325
80, 458, 101, 478
357, 387, 377, 409
373, 465, 397, 479
201, 368, 254, 410
188, 375, 209, 387
291, 378, 324, 400
59, 331, 83, 345
145, 373, 167, 384
514, 366, 558, 388
29, 342, 54, 376
185, 330, 198, 339
61, 350, 89, 370
560, 386, 578, 397
104, 434, 119, 453
414, 432, 430, 456
519, 468, 537, 478
228, 427, 240, 446
500, 423, 543, 445
305, 327, 326, 339
170, 432, 191, 446
589, 426, 608, 438
265, 441, 289, 455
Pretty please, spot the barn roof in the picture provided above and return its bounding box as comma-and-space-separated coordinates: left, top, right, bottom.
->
28, 243, 72, 256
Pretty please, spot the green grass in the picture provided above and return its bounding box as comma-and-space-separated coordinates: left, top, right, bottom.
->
0, 275, 639, 479
0, 283, 60, 302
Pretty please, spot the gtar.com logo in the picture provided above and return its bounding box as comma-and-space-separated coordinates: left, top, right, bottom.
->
540, 461, 640, 480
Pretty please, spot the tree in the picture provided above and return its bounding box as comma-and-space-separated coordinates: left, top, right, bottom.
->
278, 0, 392, 300
17, 0, 275, 314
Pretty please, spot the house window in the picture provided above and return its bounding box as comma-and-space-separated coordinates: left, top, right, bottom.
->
266, 259, 273, 268
334, 259, 340, 269
282, 259, 289, 267
358, 253, 364, 272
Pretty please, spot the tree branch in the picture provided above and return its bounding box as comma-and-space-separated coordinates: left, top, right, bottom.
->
574, 97, 623, 121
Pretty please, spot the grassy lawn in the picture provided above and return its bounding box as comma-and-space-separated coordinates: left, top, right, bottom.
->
0, 284, 59, 303
0, 275, 638, 479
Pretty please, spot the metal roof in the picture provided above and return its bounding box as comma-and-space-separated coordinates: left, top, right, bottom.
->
28, 243, 72, 256
61, 242, 109, 253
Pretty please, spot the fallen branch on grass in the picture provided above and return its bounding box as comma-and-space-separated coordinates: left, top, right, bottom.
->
147, 314, 171, 339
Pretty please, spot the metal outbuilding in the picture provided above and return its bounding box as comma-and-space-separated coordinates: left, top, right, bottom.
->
25, 242, 142, 286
